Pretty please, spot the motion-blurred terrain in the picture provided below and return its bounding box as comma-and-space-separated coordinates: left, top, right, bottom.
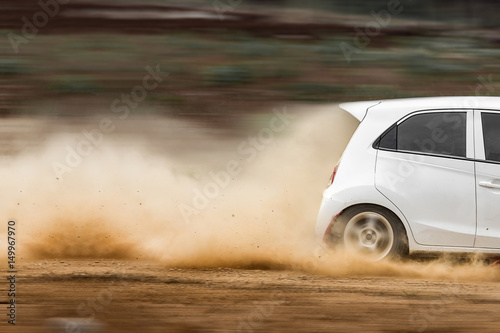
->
1, 0, 500, 117
18, 259, 500, 332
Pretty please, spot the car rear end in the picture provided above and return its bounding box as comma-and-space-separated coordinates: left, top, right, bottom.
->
315, 101, 390, 241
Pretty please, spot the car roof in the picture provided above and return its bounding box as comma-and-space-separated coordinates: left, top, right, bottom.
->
340, 96, 500, 121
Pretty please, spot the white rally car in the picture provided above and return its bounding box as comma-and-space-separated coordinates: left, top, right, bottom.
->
316, 96, 500, 260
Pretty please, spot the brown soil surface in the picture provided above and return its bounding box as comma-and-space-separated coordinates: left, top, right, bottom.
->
4, 259, 500, 333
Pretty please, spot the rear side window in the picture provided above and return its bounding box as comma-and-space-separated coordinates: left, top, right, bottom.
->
379, 125, 396, 150
482, 112, 500, 162
379, 112, 467, 158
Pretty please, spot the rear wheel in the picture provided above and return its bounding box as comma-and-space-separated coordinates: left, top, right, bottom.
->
327, 205, 408, 261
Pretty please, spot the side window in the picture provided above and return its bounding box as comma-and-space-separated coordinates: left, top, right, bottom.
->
379, 125, 396, 150
482, 113, 500, 162
378, 112, 467, 158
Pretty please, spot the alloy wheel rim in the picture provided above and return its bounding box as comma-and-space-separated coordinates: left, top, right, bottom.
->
344, 212, 394, 260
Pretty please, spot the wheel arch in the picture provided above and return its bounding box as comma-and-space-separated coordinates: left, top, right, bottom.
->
325, 203, 411, 256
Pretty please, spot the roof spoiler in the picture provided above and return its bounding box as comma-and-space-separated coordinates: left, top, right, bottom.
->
339, 100, 382, 121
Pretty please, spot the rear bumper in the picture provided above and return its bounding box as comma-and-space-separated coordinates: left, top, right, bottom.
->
315, 196, 345, 239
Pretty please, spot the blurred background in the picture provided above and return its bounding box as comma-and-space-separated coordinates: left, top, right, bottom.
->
2, 4, 500, 331
1, 0, 500, 118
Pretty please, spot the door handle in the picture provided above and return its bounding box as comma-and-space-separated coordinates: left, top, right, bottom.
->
479, 181, 500, 190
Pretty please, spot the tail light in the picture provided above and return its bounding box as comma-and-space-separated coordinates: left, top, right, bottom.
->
327, 164, 339, 187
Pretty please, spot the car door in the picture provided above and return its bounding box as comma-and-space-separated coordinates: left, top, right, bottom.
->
375, 110, 477, 247
474, 111, 500, 248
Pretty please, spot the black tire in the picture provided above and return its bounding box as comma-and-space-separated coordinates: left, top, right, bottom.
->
325, 205, 408, 261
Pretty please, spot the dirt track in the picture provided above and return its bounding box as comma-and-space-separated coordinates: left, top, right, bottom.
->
5, 259, 500, 332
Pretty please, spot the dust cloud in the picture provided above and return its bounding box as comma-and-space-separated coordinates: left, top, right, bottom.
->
1, 105, 499, 282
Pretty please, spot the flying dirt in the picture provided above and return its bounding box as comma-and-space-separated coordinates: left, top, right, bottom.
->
1, 104, 500, 332
0, 104, 497, 280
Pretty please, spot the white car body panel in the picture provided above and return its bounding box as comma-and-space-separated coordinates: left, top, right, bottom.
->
316, 96, 500, 256
474, 110, 500, 248
375, 150, 476, 247
475, 161, 500, 248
